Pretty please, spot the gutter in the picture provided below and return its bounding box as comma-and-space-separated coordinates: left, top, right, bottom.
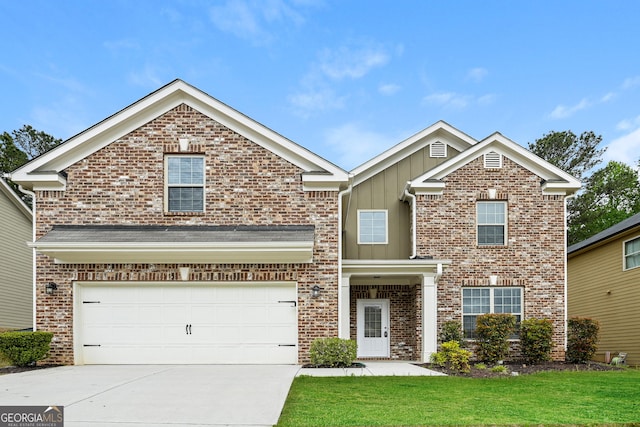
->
19, 184, 37, 332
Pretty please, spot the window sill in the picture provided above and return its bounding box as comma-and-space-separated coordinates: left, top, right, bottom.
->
164, 211, 206, 216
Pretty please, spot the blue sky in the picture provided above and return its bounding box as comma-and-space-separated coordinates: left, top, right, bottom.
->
1, 0, 639, 170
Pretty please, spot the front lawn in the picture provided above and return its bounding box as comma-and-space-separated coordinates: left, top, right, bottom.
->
277, 370, 640, 426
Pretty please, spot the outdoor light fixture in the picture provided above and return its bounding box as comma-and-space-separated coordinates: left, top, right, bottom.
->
46, 282, 58, 295
311, 285, 321, 298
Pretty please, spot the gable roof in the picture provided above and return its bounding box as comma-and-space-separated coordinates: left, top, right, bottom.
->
568, 212, 640, 255
0, 178, 32, 220
9, 79, 348, 191
349, 121, 477, 185
407, 132, 582, 195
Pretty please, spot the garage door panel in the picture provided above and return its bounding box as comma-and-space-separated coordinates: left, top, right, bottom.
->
78, 284, 298, 364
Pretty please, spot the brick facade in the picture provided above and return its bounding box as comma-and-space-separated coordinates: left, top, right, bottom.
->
35, 104, 339, 364
416, 156, 567, 360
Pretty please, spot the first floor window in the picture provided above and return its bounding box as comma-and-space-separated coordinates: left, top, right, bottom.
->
462, 287, 522, 339
166, 156, 205, 212
358, 210, 388, 244
624, 236, 640, 270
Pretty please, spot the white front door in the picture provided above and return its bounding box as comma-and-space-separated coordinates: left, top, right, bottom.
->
356, 299, 390, 358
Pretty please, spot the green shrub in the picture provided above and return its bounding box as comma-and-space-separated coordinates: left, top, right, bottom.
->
490, 365, 508, 374
309, 337, 357, 367
520, 318, 554, 364
431, 340, 471, 373
566, 317, 599, 363
475, 313, 516, 363
439, 320, 464, 345
0, 331, 53, 367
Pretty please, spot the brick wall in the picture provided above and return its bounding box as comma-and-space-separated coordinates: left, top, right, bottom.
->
417, 156, 567, 360
34, 104, 339, 364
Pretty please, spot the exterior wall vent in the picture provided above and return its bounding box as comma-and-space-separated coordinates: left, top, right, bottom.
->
484, 151, 502, 168
429, 141, 447, 158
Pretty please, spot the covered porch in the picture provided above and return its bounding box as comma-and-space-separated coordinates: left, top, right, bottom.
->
339, 259, 449, 362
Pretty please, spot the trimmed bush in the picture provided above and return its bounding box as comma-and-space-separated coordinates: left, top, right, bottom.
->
309, 337, 357, 367
439, 320, 464, 346
475, 313, 516, 363
566, 317, 599, 363
0, 331, 53, 367
430, 340, 471, 373
520, 318, 554, 364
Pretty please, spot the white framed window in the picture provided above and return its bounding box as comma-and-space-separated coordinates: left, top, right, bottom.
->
477, 201, 506, 246
165, 155, 205, 212
624, 236, 640, 270
462, 287, 522, 339
358, 210, 388, 244
429, 141, 447, 158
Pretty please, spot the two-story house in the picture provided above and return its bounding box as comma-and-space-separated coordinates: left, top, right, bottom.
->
568, 212, 640, 366
9, 80, 580, 365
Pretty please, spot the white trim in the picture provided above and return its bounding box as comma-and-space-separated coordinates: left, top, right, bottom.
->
357, 209, 388, 245
350, 121, 476, 186
29, 240, 314, 264
9, 80, 348, 191
623, 235, 640, 271
409, 133, 582, 196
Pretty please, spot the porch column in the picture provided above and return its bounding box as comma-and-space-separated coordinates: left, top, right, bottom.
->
422, 274, 437, 361
338, 273, 351, 339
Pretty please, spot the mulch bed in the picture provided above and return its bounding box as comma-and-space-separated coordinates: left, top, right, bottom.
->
422, 361, 624, 377
0, 365, 61, 376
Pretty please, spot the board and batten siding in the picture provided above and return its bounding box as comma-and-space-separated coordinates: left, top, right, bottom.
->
568, 228, 640, 366
343, 145, 459, 260
0, 183, 33, 330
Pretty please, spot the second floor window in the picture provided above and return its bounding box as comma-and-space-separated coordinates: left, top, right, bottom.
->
166, 156, 204, 212
477, 201, 506, 245
358, 210, 388, 244
624, 236, 640, 270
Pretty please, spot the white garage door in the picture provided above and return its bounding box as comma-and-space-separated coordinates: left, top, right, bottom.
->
76, 283, 298, 364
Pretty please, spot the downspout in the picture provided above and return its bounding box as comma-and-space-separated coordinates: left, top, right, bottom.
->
563, 192, 577, 355
337, 174, 354, 339
402, 182, 417, 259
4, 173, 38, 332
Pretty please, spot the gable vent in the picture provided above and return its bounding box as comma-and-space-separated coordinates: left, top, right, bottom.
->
429, 141, 447, 158
484, 151, 502, 168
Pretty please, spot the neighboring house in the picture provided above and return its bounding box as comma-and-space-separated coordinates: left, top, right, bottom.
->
8, 80, 581, 365
568, 212, 640, 366
0, 178, 33, 330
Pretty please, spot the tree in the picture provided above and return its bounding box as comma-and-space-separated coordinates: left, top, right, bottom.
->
528, 130, 605, 182
568, 161, 640, 245
11, 125, 62, 160
0, 132, 28, 174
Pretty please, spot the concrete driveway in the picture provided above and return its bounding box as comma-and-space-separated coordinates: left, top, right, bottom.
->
0, 364, 299, 426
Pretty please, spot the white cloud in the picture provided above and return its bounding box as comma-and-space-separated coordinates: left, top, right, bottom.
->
288, 88, 346, 117
324, 122, 396, 169
549, 98, 591, 119
423, 92, 471, 109
209, 0, 305, 45
604, 127, 640, 165
319, 44, 390, 80
622, 75, 640, 90
616, 115, 640, 131
127, 65, 165, 88
378, 83, 401, 96
467, 67, 488, 82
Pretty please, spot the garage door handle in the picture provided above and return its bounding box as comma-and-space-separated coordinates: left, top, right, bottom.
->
278, 344, 296, 347
186, 324, 192, 335
278, 300, 297, 307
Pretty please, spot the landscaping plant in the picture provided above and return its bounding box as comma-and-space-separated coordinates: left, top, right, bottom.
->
430, 340, 471, 373
309, 337, 357, 367
519, 318, 554, 364
566, 317, 599, 363
439, 320, 464, 346
474, 313, 516, 363
0, 331, 53, 367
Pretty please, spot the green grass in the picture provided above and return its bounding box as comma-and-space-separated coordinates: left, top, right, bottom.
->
277, 370, 640, 426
